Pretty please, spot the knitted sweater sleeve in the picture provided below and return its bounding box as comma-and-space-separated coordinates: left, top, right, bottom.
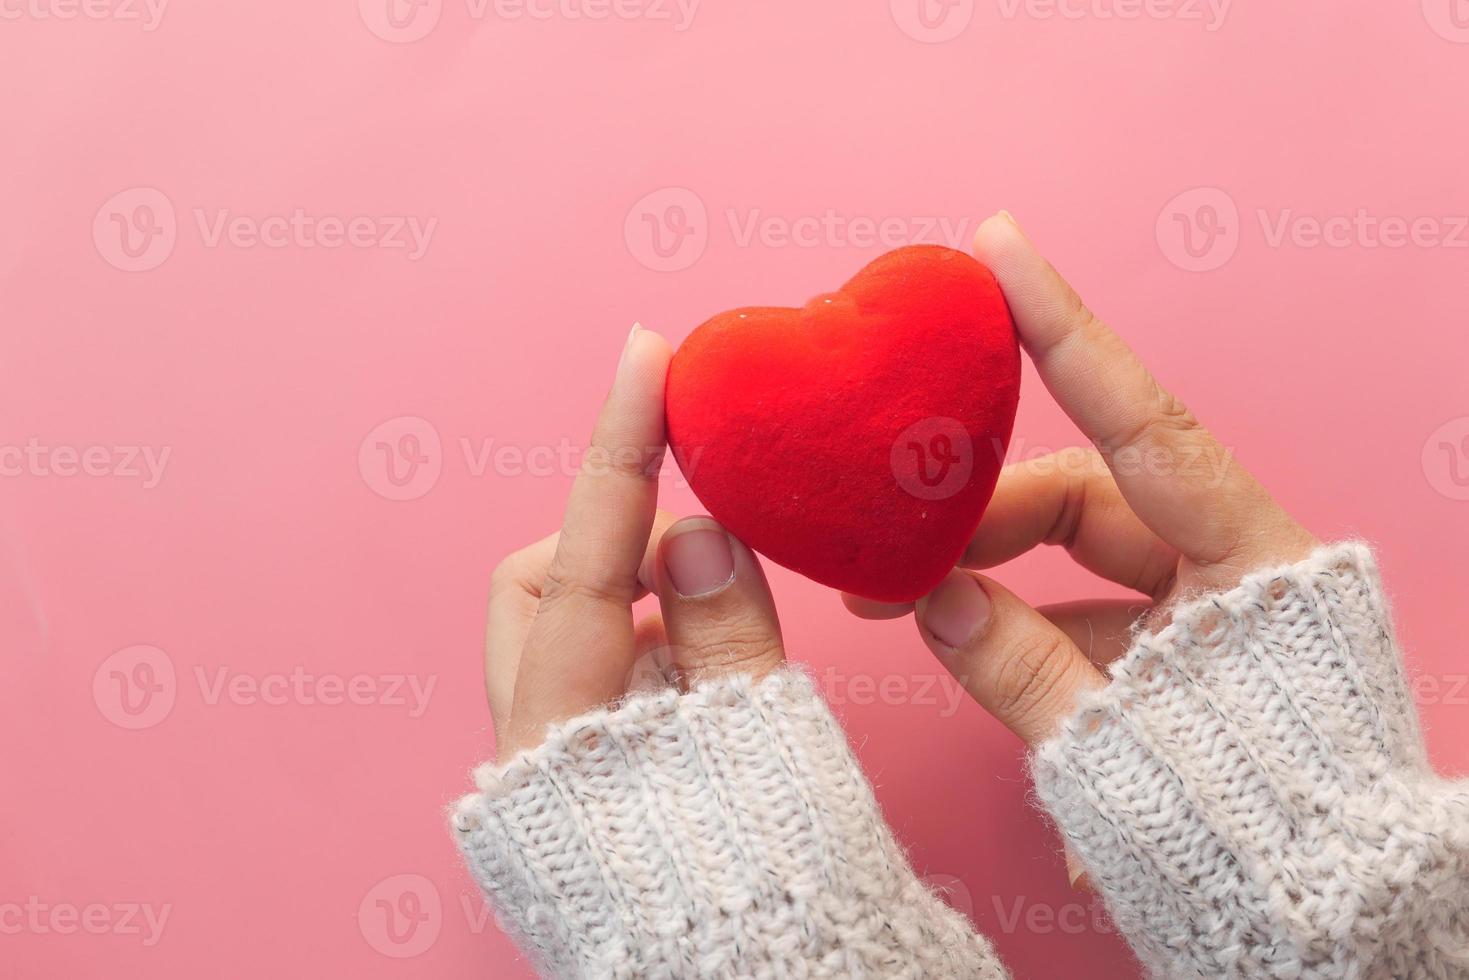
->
450, 669, 1009, 979
1031, 542, 1469, 979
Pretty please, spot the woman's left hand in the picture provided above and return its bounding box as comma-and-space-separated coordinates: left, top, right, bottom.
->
485, 325, 787, 760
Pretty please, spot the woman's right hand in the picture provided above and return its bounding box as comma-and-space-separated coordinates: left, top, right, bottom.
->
845, 212, 1320, 748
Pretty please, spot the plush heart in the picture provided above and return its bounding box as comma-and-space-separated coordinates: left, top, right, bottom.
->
665, 245, 1021, 602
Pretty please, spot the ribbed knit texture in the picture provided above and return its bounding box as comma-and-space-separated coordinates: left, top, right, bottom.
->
1032, 542, 1469, 979
454, 543, 1469, 979
451, 670, 1009, 979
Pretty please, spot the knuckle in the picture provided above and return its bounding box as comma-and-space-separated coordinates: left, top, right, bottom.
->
1131, 542, 1181, 602
992, 632, 1076, 725
1193, 518, 1251, 570
1038, 448, 1113, 552
1152, 387, 1200, 432
1045, 461, 1091, 551
537, 560, 630, 611
488, 552, 530, 606
1070, 295, 1099, 333
1192, 516, 1314, 576
680, 618, 783, 673
1034, 291, 1100, 357
583, 442, 663, 483
1106, 383, 1202, 457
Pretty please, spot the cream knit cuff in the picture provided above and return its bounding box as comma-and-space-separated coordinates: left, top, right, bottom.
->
451, 669, 1009, 980
1032, 542, 1469, 979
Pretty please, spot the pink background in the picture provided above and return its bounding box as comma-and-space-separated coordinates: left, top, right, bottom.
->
5, 1, 1469, 977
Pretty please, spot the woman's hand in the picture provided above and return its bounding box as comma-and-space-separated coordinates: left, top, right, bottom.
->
486, 325, 786, 760
845, 213, 1320, 748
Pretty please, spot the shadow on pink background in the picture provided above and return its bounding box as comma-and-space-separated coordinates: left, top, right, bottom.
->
4, 1, 1469, 977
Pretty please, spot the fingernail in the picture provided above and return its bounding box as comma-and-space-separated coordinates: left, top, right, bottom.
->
663, 519, 735, 598
996, 211, 1031, 242
616, 321, 642, 374
920, 573, 991, 649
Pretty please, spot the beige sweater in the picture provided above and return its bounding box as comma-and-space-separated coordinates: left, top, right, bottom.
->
451, 544, 1469, 978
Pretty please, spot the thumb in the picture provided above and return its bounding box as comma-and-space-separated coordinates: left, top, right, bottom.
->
914, 569, 1105, 746
654, 517, 786, 690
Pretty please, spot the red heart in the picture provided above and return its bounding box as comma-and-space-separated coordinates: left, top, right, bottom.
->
666, 245, 1021, 602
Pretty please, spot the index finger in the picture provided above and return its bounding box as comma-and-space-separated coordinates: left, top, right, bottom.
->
546, 325, 672, 602
505, 325, 673, 753
973, 213, 1300, 569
